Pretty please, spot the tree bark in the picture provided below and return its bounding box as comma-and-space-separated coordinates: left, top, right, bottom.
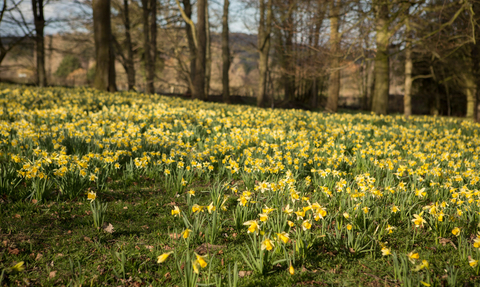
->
404, 23, 413, 118
142, 0, 156, 94
193, 0, 206, 100
371, 2, 389, 115
182, 0, 196, 94
257, 0, 273, 107
93, 0, 116, 92
205, 0, 211, 97
222, 0, 230, 103
325, 0, 340, 113
463, 54, 477, 121
32, 0, 46, 87
123, 0, 135, 90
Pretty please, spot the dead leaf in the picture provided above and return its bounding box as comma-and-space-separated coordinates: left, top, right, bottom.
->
238, 271, 252, 278
83, 236, 92, 243
141, 225, 149, 230
36, 253, 43, 261
194, 243, 225, 255
32, 199, 38, 204
14, 214, 21, 219
348, 248, 356, 254
123, 206, 128, 210
49, 271, 56, 278
2, 240, 7, 247
169, 233, 181, 239
145, 245, 154, 251
439, 238, 457, 250
164, 272, 171, 280
8, 248, 20, 255
102, 223, 115, 234
135, 246, 140, 250
67, 230, 72, 234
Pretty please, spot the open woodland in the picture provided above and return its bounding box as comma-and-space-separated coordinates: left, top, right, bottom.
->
2, 0, 480, 286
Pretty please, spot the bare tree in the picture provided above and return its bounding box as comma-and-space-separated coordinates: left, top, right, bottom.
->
0, 1, 34, 66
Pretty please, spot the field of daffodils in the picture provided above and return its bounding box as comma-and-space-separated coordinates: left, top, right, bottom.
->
1, 84, 480, 286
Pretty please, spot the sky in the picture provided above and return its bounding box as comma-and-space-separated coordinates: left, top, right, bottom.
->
3, 0, 256, 36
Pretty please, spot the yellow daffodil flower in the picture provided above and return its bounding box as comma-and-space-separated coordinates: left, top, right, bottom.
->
157, 251, 174, 263
171, 206, 180, 217
243, 220, 260, 234
261, 238, 275, 251
276, 232, 290, 244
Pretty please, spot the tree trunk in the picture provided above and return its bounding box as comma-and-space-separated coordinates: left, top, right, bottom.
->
93, 0, 116, 92
32, 0, 46, 87
371, 2, 389, 115
222, 0, 230, 103
123, 0, 135, 90
257, 0, 272, 107
142, 0, 156, 94
463, 63, 477, 120
205, 0, 211, 98
404, 25, 413, 118
182, 0, 196, 94
325, 0, 340, 113
366, 61, 375, 110
193, 0, 206, 100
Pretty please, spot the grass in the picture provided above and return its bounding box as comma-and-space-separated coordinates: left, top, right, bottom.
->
1, 84, 480, 286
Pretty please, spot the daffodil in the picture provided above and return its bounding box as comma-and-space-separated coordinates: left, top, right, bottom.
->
474, 234, 480, 248
207, 202, 215, 214
386, 224, 396, 234
259, 213, 268, 222
262, 205, 275, 214
381, 247, 391, 256
261, 238, 275, 251
243, 220, 260, 234
413, 260, 429, 271
192, 259, 200, 274
289, 264, 295, 275
346, 224, 353, 231
87, 191, 96, 202
412, 212, 426, 228
452, 227, 460, 236
182, 228, 192, 239
157, 251, 173, 263
192, 204, 203, 213
276, 232, 290, 244
11, 261, 25, 272
469, 258, 478, 268
171, 206, 180, 217
294, 210, 306, 220
407, 251, 419, 263
195, 253, 208, 268
283, 204, 293, 215
302, 220, 312, 231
